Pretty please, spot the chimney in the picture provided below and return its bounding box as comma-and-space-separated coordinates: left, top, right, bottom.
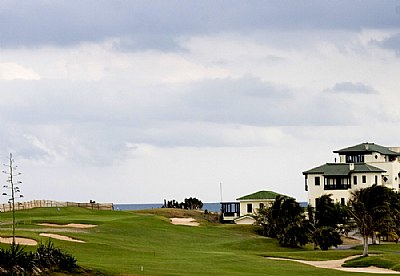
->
349, 163, 355, 171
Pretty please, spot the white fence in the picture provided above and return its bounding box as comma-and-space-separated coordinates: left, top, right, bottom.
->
0, 200, 114, 212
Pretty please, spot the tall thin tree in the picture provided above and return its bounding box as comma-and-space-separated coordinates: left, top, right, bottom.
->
2, 153, 24, 244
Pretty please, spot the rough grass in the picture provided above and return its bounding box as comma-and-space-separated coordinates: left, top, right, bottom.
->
0, 207, 399, 275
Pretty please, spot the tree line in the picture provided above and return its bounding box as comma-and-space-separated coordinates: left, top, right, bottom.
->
162, 197, 203, 210
256, 184, 400, 256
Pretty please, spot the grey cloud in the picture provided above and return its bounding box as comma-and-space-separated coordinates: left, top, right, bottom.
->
0, 76, 383, 165
0, 77, 358, 130
1, 1, 400, 50
111, 36, 186, 52
327, 82, 376, 94
165, 77, 292, 125
0, 78, 291, 127
301, 94, 357, 126
160, 77, 359, 127
0, 126, 41, 160
0, 80, 153, 126
372, 32, 400, 55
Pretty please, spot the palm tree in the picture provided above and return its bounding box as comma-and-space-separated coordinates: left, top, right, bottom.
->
256, 195, 309, 247
274, 196, 308, 247
307, 194, 342, 250
315, 194, 337, 228
348, 185, 393, 256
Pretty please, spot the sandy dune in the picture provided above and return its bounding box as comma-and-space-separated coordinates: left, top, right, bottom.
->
0, 223, 92, 245
40, 233, 85, 243
170, 218, 200, 226
267, 255, 400, 274
38, 223, 97, 229
0, 237, 37, 246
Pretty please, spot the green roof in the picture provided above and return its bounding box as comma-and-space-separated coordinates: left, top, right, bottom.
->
333, 143, 399, 156
237, 190, 283, 201
303, 163, 386, 176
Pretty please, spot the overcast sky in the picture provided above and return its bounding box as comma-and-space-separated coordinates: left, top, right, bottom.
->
1, 1, 400, 204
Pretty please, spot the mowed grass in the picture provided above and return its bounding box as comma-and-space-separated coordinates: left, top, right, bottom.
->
342, 243, 400, 272
0, 207, 399, 275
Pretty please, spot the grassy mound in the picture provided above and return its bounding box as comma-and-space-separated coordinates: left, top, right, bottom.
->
134, 207, 219, 224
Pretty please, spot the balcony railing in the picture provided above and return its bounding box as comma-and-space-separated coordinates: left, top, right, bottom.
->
324, 184, 351, 190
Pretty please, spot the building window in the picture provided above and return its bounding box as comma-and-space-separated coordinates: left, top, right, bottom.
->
324, 177, 351, 190
353, 175, 357, 185
346, 154, 364, 163
375, 175, 378, 184
362, 175, 366, 183
247, 203, 252, 213
315, 176, 320, 186
341, 198, 345, 205
259, 203, 264, 209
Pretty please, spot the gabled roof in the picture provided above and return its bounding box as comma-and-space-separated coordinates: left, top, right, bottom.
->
333, 143, 399, 156
303, 163, 386, 176
237, 190, 282, 201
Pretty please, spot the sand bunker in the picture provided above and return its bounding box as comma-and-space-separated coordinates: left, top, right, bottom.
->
39, 223, 97, 229
267, 255, 400, 274
40, 233, 85, 243
170, 218, 199, 226
0, 237, 37, 246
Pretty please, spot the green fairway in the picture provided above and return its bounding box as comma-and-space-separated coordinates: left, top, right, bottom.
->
0, 207, 399, 275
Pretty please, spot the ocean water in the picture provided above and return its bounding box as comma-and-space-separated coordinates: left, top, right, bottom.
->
114, 202, 221, 213
114, 202, 307, 212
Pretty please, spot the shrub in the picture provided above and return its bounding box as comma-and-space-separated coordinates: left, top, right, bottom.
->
315, 226, 342, 250
0, 241, 77, 274
0, 243, 36, 275
35, 241, 77, 273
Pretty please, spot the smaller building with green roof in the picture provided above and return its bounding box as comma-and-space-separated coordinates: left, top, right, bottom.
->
221, 190, 286, 224
236, 190, 282, 201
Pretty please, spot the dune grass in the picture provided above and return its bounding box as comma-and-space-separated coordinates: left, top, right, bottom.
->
0, 207, 399, 275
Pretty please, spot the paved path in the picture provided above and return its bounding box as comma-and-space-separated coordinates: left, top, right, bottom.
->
267, 255, 400, 274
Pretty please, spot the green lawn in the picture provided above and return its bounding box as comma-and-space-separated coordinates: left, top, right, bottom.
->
0, 207, 399, 275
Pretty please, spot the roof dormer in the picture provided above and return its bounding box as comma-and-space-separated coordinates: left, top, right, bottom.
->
333, 142, 399, 163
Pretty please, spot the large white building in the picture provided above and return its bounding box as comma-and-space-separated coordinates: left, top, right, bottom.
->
303, 143, 400, 207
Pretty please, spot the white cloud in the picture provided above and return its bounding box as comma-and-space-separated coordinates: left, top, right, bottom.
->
1, 3, 400, 204
0, 62, 40, 80
0, 29, 399, 158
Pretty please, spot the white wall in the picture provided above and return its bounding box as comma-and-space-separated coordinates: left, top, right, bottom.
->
307, 172, 382, 207
239, 200, 274, 216
308, 149, 400, 206
367, 161, 400, 190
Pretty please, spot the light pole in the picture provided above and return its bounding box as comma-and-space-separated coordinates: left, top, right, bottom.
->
2, 153, 23, 245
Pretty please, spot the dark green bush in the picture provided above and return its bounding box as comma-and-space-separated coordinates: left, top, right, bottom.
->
315, 226, 342, 250
0, 243, 36, 275
0, 241, 77, 274
35, 241, 78, 272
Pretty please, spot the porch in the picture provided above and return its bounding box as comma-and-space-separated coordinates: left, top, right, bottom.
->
221, 202, 240, 223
